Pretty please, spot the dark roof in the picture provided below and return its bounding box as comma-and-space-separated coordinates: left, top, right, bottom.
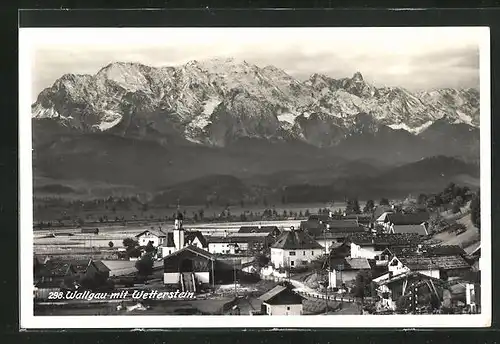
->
163, 245, 215, 261
347, 233, 422, 247
373, 206, 394, 219
377, 271, 441, 287
163, 232, 176, 247
70, 259, 92, 274
238, 226, 279, 234
300, 220, 326, 231
398, 255, 470, 271
326, 219, 360, 228
271, 230, 322, 250
93, 260, 111, 273
308, 214, 331, 222
185, 231, 208, 247
135, 229, 167, 238
328, 257, 371, 271
259, 284, 304, 305
42, 261, 75, 277
385, 212, 430, 225
392, 224, 428, 236
425, 245, 466, 257
205, 235, 267, 244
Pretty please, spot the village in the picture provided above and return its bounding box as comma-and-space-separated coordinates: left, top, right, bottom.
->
33, 186, 481, 316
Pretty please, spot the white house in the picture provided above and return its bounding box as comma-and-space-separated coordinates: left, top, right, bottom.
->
258, 284, 304, 315
377, 212, 430, 235
270, 229, 324, 269
387, 256, 440, 279
135, 228, 167, 247
328, 257, 371, 288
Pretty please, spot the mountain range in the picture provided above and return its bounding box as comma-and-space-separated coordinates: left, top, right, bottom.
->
31, 58, 481, 202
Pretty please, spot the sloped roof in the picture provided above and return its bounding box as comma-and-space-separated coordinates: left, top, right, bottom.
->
135, 229, 167, 238
377, 271, 441, 286
425, 245, 466, 257
42, 261, 74, 277
399, 256, 440, 270
386, 212, 430, 225
162, 232, 176, 247
70, 259, 92, 274
345, 257, 371, 270
392, 224, 428, 236
93, 260, 111, 273
308, 214, 331, 222
347, 233, 422, 246
205, 235, 267, 243
163, 245, 215, 261
329, 257, 371, 271
258, 285, 287, 302
399, 255, 470, 271
185, 230, 207, 247
238, 226, 279, 234
271, 230, 323, 250
373, 206, 394, 220
326, 219, 360, 228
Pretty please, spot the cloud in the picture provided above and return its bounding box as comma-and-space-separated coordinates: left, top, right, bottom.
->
25, 27, 484, 101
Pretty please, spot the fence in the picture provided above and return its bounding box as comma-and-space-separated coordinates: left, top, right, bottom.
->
295, 290, 356, 303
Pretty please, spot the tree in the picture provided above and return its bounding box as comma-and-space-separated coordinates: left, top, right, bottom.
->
363, 200, 375, 213
299, 210, 303, 217
379, 198, 390, 206
451, 202, 461, 214
417, 193, 428, 205
145, 241, 155, 253
198, 209, 204, 221
123, 238, 138, 250
470, 191, 481, 229
346, 198, 361, 214
254, 253, 270, 268
135, 253, 154, 277
305, 209, 310, 217
108, 241, 114, 248
353, 269, 373, 305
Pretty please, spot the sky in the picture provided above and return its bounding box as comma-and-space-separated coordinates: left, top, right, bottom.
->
23, 27, 485, 102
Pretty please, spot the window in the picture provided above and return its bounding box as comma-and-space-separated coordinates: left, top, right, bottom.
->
287, 306, 290, 311
311, 251, 315, 255
303, 251, 306, 255
290, 261, 295, 266
289, 251, 296, 256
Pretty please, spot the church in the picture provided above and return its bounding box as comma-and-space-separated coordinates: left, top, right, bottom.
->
162, 210, 240, 291
161, 211, 208, 257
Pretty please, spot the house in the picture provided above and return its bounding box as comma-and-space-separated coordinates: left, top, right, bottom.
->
377, 212, 430, 234
328, 257, 371, 288
185, 231, 208, 249
308, 214, 332, 222
270, 229, 324, 269
374, 271, 443, 311
373, 206, 394, 222
34, 260, 79, 298
135, 228, 167, 247
238, 225, 281, 238
347, 233, 423, 259
163, 245, 216, 292
70, 259, 111, 281
206, 236, 241, 255
386, 254, 471, 280
258, 283, 304, 315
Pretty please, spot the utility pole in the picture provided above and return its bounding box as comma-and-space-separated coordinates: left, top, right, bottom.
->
324, 225, 328, 314
234, 259, 237, 297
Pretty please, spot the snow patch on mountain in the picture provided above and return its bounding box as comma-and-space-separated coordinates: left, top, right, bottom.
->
388, 120, 434, 134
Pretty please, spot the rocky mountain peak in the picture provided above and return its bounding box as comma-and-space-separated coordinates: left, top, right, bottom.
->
352, 71, 364, 82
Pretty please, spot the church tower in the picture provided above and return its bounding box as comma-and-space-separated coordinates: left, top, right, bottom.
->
173, 207, 184, 250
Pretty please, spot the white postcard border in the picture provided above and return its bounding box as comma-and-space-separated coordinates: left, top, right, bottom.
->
19, 26, 492, 329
